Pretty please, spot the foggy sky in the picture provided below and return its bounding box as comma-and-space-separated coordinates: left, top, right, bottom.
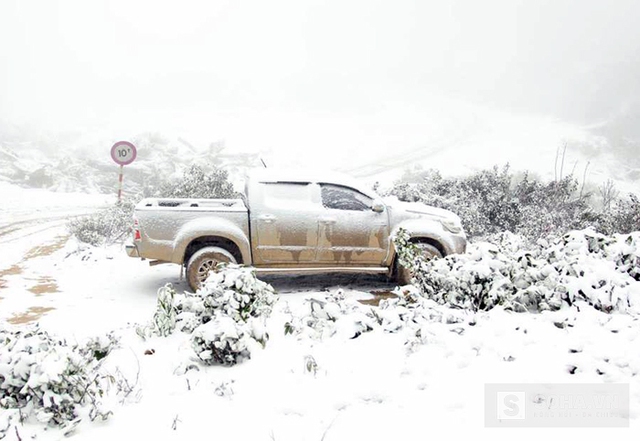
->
1, 0, 639, 150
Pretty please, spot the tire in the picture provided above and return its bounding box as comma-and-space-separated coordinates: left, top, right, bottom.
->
396, 242, 443, 285
186, 246, 237, 292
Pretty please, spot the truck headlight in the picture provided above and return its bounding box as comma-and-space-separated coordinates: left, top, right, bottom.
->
440, 218, 462, 234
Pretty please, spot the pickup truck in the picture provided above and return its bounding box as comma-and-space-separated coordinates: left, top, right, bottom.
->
126, 169, 467, 291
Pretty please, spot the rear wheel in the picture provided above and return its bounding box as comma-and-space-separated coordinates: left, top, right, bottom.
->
186, 246, 237, 292
396, 242, 443, 285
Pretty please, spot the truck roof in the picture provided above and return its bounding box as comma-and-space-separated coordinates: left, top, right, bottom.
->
247, 168, 378, 198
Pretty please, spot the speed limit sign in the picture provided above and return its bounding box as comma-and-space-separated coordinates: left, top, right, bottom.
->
110, 141, 137, 166
111, 141, 137, 202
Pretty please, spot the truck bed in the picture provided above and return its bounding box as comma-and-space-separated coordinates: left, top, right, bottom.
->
132, 198, 249, 264
138, 198, 246, 211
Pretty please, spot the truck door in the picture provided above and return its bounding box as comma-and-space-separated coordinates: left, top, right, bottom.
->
317, 183, 390, 264
251, 181, 319, 264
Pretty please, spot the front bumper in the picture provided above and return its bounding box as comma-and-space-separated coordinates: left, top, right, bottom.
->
445, 233, 468, 255
125, 243, 140, 258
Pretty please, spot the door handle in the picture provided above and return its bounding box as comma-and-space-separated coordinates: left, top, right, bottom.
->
258, 214, 276, 224
319, 217, 337, 225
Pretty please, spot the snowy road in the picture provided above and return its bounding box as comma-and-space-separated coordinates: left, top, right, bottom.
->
0, 183, 113, 326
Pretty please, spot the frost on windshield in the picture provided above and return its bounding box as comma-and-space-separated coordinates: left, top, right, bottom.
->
320, 184, 371, 211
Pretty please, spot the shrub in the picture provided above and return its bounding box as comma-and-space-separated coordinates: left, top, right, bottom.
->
514, 174, 594, 239
393, 227, 640, 313
388, 165, 598, 240
152, 164, 237, 199
191, 316, 256, 366
174, 264, 278, 332
284, 289, 376, 340
389, 165, 520, 238
152, 284, 177, 337
145, 265, 277, 366
67, 200, 135, 246
281, 285, 470, 354
598, 193, 640, 235
182, 265, 276, 366
69, 162, 238, 247
0, 327, 118, 435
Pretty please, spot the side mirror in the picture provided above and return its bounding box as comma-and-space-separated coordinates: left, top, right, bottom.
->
372, 201, 385, 213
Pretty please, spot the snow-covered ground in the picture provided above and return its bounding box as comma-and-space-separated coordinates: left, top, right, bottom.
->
1, 183, 639, 440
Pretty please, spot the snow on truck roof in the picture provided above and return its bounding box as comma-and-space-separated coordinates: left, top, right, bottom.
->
248, 168, 378, 198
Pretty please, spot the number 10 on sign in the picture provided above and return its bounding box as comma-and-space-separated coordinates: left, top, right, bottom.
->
110, 141, 137, 202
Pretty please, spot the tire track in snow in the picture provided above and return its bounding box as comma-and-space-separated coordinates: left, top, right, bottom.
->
0, 209, 87, 325
0, 209, 98, 244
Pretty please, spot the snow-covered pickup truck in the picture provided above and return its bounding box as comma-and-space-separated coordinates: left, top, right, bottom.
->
126, 169, 467, 291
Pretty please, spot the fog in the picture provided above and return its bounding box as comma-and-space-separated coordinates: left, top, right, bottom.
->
1, 0, 639, 171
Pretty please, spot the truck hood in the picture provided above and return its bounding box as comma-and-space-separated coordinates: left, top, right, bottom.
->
383, 196, 461, 222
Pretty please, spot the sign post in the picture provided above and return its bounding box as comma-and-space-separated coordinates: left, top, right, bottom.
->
110, 141, 137, 203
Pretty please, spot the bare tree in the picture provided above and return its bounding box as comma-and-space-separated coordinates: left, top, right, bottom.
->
599, 179, 619, 211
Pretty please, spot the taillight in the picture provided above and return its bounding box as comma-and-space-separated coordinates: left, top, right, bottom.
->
133, 218, 141, 241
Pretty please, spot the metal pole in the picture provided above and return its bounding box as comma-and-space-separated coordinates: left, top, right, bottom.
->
117, 165, 124, 203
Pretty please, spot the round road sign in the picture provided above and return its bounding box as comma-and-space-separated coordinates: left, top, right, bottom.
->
111, 141, 137, 166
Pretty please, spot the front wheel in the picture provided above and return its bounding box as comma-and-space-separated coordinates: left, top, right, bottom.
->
186, 246, 237, 292
395, 243, 443, 286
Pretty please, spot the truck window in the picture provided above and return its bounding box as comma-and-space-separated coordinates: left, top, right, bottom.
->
261, 182, 312, 205
320, 184, 372, 211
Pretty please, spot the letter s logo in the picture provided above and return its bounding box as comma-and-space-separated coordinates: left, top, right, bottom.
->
504, 394, 520, 417
497, 391, 526, 420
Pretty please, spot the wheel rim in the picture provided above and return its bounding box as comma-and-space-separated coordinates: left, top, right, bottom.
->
196, 258, 218, 284
397, 244, 442, 285
416, 244, 442, 260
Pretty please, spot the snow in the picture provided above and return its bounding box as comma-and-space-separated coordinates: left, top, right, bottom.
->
1, 185, 639, 440
0, 181, 111, 226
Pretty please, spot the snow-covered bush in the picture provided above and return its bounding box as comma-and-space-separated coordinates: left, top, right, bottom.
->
144, 265, 277, 366
0, 327, 119, 436
388, 165, 594, 240
284, 289, 376, 340
153, 284, 177, 337
282, 286, 472, 355
376, 286, 471, 352
598, 193, 640, 235
191, 316, 263, 366
67, 200, 135, 246
180, 265, 275, 366
513, 174, 594, 239
174, 264, 277, 332
394, 228, 640, 314
150, 163, 237, 199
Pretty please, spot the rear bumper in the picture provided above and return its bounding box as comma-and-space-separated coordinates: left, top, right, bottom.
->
125, 243, 140, 258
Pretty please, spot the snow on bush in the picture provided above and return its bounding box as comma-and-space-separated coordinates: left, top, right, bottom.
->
0, 327, 119, 436
283, 286, 472, 355
146, 264, 277, 366
150, 163, 237, 199
284, 289, 377, 340
191, 316, 261, 366
388, 166, 585, 239
152, 283, 177, 337
598, 193, 640, 236
181, 264, 275, 366
67, 200, 135, 246
173, 264, 277, 332
395, 228, 640, 313
375, 286, 472, 352
386, 165, 640, 240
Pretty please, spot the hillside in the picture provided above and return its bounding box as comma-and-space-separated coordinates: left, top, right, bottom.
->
0, 112, 637, 197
